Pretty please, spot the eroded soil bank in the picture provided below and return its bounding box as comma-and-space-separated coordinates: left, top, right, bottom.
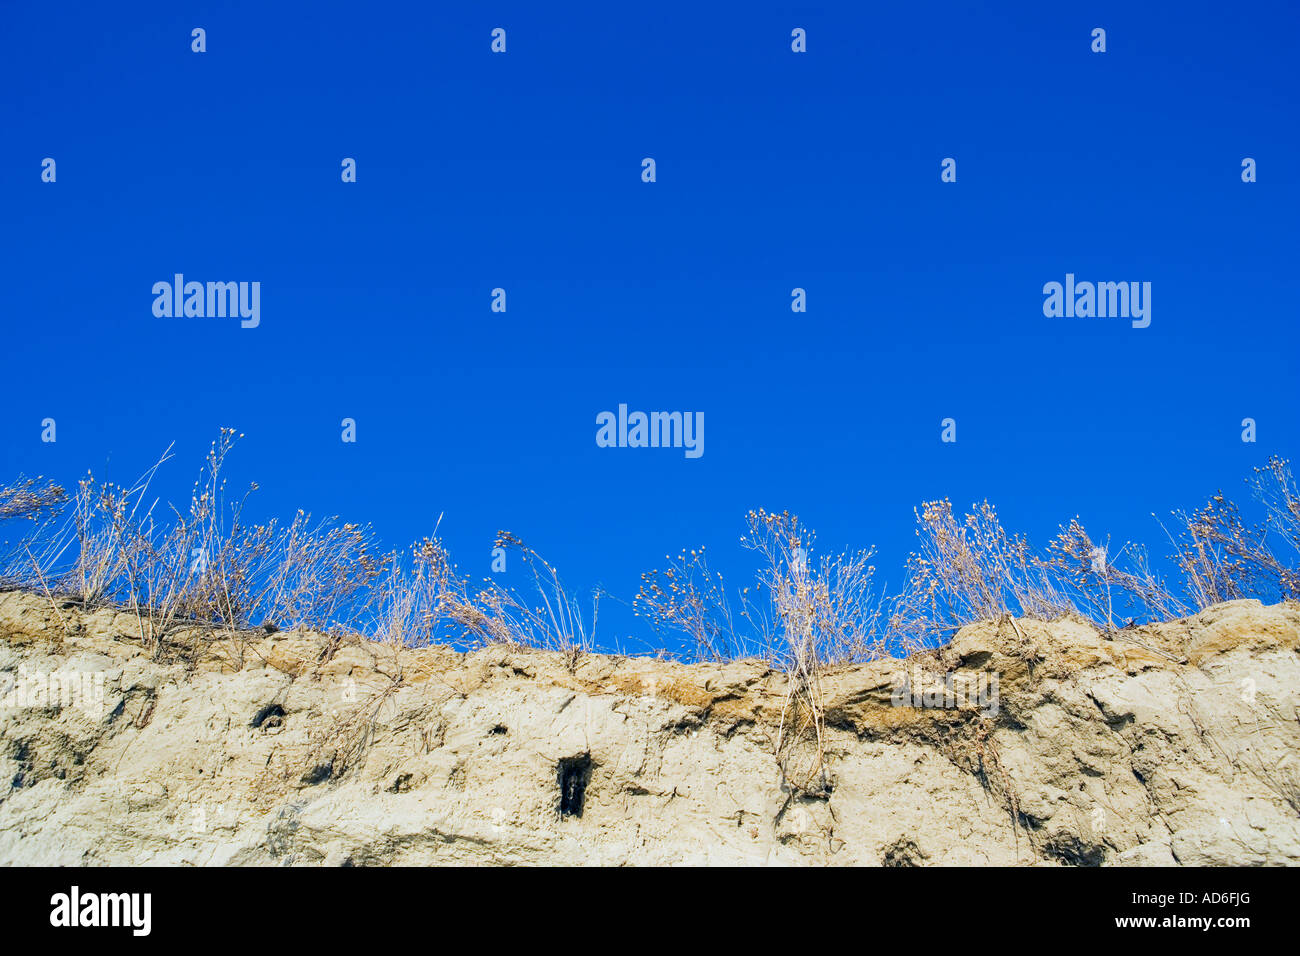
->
1, 590, 1297, 865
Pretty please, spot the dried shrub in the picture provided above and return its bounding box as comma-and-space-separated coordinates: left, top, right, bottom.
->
1248, 456, 1300, 598
365, 535, 465, 649
634, 546, 750, 661
5, 439, 1298, 676
0, 476, 67, 522
1044, 519, 1186, 629
888, 500, 1070, 649
461, 533, 597, 662
0, 476, 69, 588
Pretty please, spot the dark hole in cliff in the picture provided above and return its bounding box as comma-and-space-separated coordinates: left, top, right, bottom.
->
251, 703, 285, 731
882, 837, 927, 867
557, 754, 593, 817
1044, 833, 1106, 867
490, 724, 508, 735
302, 760, 333, 786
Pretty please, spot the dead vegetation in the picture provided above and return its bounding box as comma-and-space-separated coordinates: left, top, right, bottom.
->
2, 436, 1295, 678
0, 431, 597, 671
0, 476, 66, 523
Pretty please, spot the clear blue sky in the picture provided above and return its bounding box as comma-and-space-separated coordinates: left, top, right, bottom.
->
3, 1, 1297, 651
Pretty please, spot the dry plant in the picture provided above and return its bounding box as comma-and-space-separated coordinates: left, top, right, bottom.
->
362, 529, 600, 659
2, 436, 599, 663
742, 510, 829, 794
0, 476, 68, 588
54, 431, 387, 660
636, 511, 887, 667
67, 447, 173, 607
889, 499, 1067, 650
634, 546, 753, 661
1154, 460, 1300, 610
1044, 519, 1186, 629
1248, 456, 1300, 598
228, 510, 386, 634
5, 443, 1299, 675
633, 509, 888, 791
365, 533, 465, 649
0, 476, 67, 522
1162, 494, 1269, 609
1, 432, 392, 661
460, 533, 597, 665
740, 510, 886, 793
741, 510, 887, 665
116, 433, 242, 648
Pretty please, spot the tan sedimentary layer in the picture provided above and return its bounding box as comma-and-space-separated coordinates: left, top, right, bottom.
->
1, 590, 1297, 865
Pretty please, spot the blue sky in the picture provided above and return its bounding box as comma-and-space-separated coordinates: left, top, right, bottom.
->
2, 1, 1297, 652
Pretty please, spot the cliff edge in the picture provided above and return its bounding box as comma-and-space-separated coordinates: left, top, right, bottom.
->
1, 590, 1297, 865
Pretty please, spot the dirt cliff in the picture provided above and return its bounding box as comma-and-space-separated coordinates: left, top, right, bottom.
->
1, 589, 1297, 865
